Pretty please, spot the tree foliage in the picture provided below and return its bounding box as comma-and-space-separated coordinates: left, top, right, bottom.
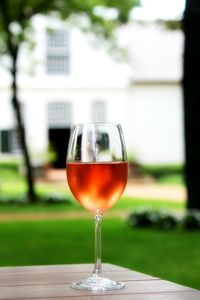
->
0, 0, 139, 47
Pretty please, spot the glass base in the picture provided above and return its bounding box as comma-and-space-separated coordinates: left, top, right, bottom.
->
71, 274, 125, 291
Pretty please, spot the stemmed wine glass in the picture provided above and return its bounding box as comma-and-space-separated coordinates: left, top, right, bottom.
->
66, 123, 128, 291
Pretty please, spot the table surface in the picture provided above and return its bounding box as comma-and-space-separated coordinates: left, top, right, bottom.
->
0, 263, 199, 300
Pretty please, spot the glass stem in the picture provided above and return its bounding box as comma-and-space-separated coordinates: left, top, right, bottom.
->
93, 214, 102, 276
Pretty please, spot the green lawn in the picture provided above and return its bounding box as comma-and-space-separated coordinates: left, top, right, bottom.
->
1, 168, 197, 290
0, 168, 185, 215
157, 175, 184, 185
0, 195, 185, 213
0, 218, 199, 290
0, 170, 185, 212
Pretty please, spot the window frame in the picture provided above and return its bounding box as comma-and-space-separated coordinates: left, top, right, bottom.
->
46, 29, 70, 75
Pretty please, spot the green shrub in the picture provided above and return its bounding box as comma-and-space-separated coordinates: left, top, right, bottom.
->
128, 208, 200, 231
0, 196, 27, 205
0, 160, 21, 172
127, 208, 180, 231
154, 211, 178, 230
0, 194, 71, 205
181, 210, 200, 230
127, 208, 155, 227
41, 193, 71, 205
140, 164, 183, 179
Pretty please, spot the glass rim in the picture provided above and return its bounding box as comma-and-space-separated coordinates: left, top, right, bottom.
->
72, 123, 122, 127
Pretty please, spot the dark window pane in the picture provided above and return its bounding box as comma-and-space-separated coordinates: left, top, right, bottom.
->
1, 130, 11, 153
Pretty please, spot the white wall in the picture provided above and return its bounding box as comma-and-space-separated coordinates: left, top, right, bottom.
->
0, 92, 13, 129
128, 83, 184, 164
0, 18, 184, 165
17, 88, 131, 153
16, 16, 132, 90
1, 84, 184, 165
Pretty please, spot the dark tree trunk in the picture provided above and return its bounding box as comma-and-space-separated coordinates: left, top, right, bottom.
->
183, 0, 200, 209
11, 53, 37, 203
0, 0, 37, 203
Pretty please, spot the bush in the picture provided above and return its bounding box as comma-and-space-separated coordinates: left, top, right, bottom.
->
181, 210, 200, 230
140, 164, 183, 179
154, 211, 178, 230
127, 208, 179, 231
0, 196, 27, 205
127, 208, 155, 228
41, 193, 71, 205
0, 160, 21, 172
128, 208, 200, 231
0, 194, 71, 205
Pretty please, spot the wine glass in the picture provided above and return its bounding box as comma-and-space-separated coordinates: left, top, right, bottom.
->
66, 123, 128, 291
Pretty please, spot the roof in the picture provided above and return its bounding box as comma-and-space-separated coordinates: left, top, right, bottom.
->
119, 22, 184, 83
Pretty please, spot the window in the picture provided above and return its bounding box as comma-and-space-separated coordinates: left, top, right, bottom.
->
0, 130, 10, 153
11, 129, 22, 154
92, 101, 106, 123
0, 129, 21, 154
48, 102, 72, 128
46, 29, 70, 74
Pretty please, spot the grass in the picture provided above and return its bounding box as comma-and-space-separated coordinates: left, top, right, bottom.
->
0, 218, 199, 290
0, 168, 198, 290
0, 178, 68, 197
0, 169, 185, 213
140, 164, 184, 185
0, 169, 185, 212
0, 195, 185, 213
156, 175, 184, 185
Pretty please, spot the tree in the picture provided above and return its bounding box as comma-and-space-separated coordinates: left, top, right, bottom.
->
183, 0, 200, 210
0, 0, 139, 203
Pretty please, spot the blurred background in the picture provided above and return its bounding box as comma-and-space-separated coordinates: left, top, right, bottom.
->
0, 1, 184, 168
1, 0, 200, 291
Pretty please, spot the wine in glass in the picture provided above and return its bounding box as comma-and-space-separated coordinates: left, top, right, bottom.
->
66, 123, 128, 291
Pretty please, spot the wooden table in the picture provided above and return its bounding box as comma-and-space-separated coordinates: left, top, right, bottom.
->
0, 263, 199, 299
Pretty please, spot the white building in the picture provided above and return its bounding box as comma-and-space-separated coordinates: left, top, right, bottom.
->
0, 16, 184, 167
